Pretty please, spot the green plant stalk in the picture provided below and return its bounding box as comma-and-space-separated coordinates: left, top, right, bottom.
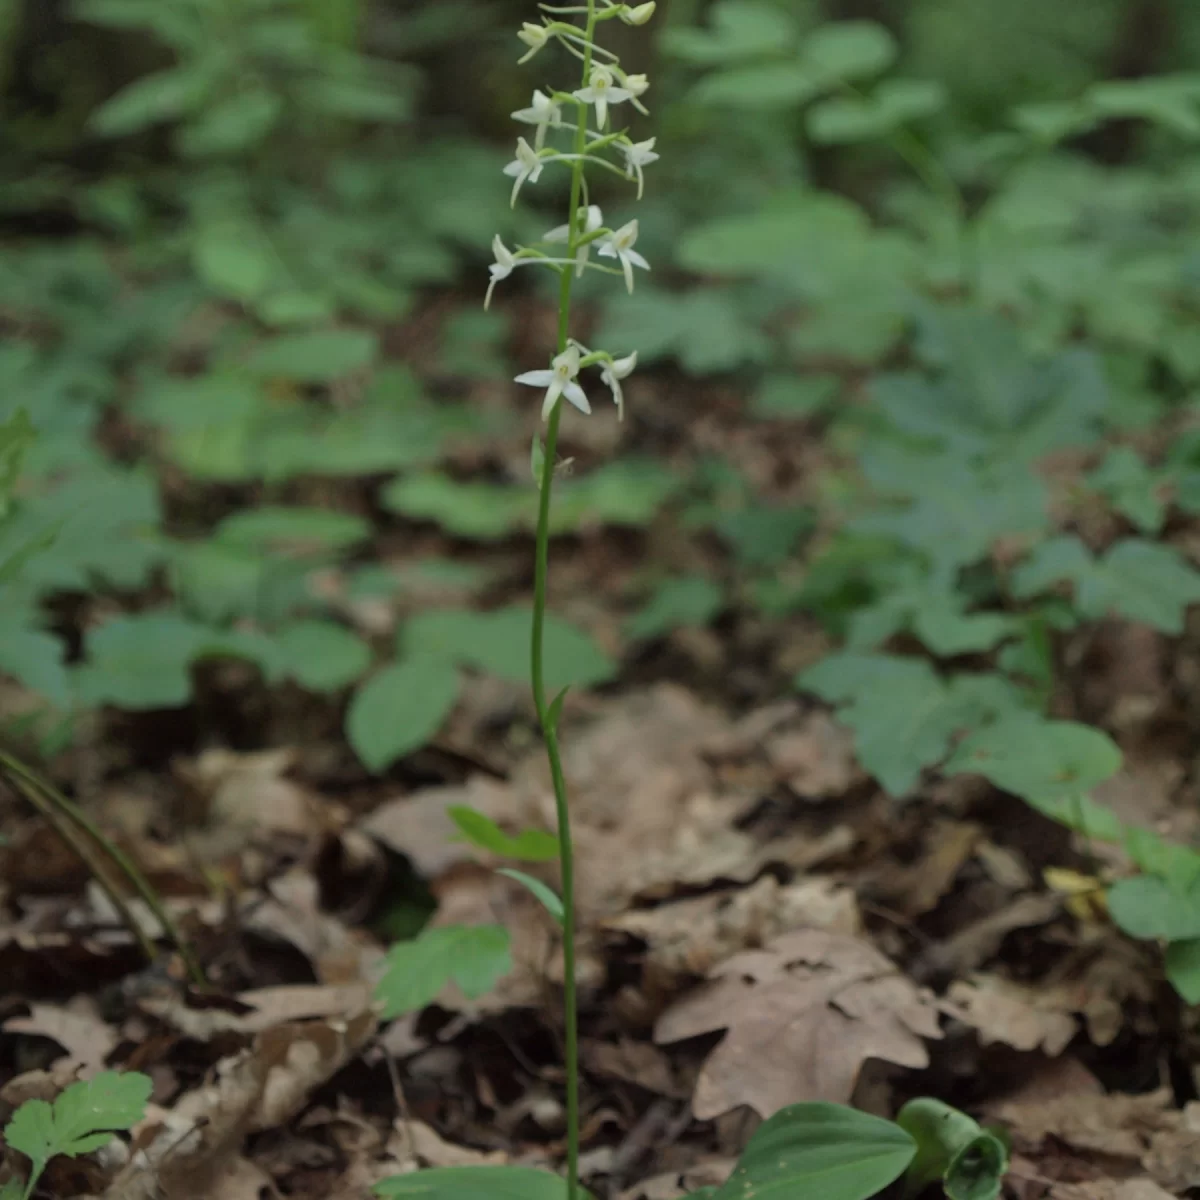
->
0, 750, 205, 985
530, 7, 599, 1200
4, 769, 159, 969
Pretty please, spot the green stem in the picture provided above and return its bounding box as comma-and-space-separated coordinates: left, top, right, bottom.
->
531, 7, 597, 1200
0, 750, 206, 985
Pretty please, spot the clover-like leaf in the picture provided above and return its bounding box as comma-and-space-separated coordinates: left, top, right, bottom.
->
375, 925, 511, 1018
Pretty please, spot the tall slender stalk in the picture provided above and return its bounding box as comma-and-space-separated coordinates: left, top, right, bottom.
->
530, 11, 598, 1198
493, 5, 657, 1194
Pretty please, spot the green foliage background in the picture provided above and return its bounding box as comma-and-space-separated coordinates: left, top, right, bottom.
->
5, 0, 1200, 998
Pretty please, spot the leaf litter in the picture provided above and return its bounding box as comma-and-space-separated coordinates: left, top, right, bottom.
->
4, 348, 1200, 1200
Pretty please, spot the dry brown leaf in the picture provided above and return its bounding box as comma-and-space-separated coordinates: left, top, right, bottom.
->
582, 1039, 685, 1098
247, 868, 383, 984
136, 982, 374, 1039
604, 875, 860, 1004
947, 974, 1078, 1055
994, 1088, 1174, 1162
763, 711, 862, 798
877, 820, 982, 917
362, 687, 767, 923
102, 1010, 376, 1199
1144, 1101, 1200, 1194
4, 999, 117, 1075
654, 929, 941, 1118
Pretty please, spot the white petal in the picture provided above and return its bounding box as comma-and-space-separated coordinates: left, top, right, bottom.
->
515, 369, 556, 387
597, 242, 617, 260
502, 161, 523, 177
626, 249, 650, 271
562, 381, 591, 414
543, 223, 570, 243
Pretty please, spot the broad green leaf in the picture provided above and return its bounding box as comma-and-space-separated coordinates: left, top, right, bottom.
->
245, 330, 379, 382
944, 714, 1122, 804
853, 445, 1049, 574
6, 1071, 152, 1180
276, 619, 372, 692
51, 1071, 152, 1153
1165, 938, 1200, 1004
809, 79, 945, 143
799, 655, 1022, 796
714, 505, 814, 568
90, 64, 214, 136
1086, 75, 1200, 138
447, 806, 559, 862
346, 657, 461, 772
215, 507, 370, 554
661, 0, 799, 65
375, 924, 511, 1017
1013, 536, 1200, 633
709, 1103, 915, 1200
689, 63, 823, 110
1086, 447, 1166, 534
179, 88, 282, 156
497, 869, 565, 927
1108, 875, 1200, 942
752, 373, 840, 419
0, 623, 69, 706
374, 1165, 575, 1199
77, 613, 210, 709
625, 576, 723, 641
402, 608, 615, 691
595, 289, 771, 374
800, 22, 897, 87
192, 219, 277, 302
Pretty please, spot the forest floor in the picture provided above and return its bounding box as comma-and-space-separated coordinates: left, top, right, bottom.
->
1, 284, 1198, 1200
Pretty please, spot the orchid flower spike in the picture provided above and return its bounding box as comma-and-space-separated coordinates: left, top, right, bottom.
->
512, 89, 561, 150
544, 205, 604, 277
574, 65, 633, 130
516, 344, 591, 422
622, 138, 659, 199
598, 219, 650, 293
503, 137, 544, 207
601, 352, 637, 420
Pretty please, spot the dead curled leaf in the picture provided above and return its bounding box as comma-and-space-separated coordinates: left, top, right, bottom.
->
994, 1088, 1200, 1194
947, 974, 1078, 1056
101, 1010, 376, 1199
654, 929, 941, 1118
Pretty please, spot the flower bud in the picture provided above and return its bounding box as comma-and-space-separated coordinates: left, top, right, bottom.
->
620, 2, 656, 24
623, 73, 650, 99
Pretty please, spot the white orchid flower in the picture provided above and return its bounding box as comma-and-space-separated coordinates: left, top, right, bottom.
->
543, 205, 604, 277
573, 65, 633, 130
517, 22, 550, 63
598, 219, 650, 293
484, 236, 517, 310
516, 344, 592, 421
512, 89, 562, 150
601, 351, 637, 420
622, 138, 659, 199
503, 137, 544, 207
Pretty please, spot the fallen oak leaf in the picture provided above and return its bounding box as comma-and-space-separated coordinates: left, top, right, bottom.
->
654, 929, 941, 1118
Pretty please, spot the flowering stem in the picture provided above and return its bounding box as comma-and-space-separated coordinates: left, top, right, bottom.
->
530, 5, 596, 1200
